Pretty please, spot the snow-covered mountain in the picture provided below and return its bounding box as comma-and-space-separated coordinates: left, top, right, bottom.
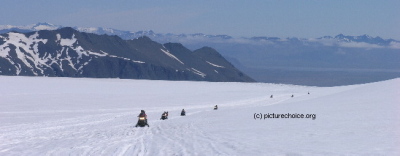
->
2, 23, 400, 86
0, 76, 398, 155
3, 23, 398, 46
0, 27, 254, 82
0, 22, 60, 33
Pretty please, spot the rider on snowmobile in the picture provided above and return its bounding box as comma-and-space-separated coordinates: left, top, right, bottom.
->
160, 111, 168, 120
138, 110, 147, 118
181, 109, 186, 116
136, 110, 149, 127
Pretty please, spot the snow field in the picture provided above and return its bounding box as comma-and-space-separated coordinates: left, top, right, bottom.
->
0, 76, 399, 155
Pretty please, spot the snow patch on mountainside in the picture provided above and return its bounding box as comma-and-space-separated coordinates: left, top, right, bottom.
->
0, 31, 143, 75
190, 68, 206, 77
0, 32, 48, 75
34, 25, 58, 31
206, 61, 225, 68
161, 48, 184, 64
58, 34, 77, 46
0, 23, 60, 31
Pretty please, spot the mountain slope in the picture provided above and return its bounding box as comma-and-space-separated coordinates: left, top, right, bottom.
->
0, 27, 254, 82
2, 23, 399, 86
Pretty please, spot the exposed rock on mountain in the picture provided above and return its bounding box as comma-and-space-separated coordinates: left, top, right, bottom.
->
0, 27, 255, 82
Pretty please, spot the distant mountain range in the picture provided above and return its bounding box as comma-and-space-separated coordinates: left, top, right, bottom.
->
1, 23, 398, 47
1, 23, 399, 86
0, 27, 254, 82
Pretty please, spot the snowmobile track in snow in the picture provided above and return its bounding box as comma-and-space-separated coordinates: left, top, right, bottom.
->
2, 77, 398, 155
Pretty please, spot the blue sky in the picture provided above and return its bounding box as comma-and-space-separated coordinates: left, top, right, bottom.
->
1, 0, 399, 39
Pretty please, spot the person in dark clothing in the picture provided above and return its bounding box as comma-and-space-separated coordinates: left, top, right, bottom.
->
214, 105, 218, 110
181, 109, 186, 116
160, 111, 168, 120
270, 95, 273, 98
138, 110, 147, 118
136, 110, 149, 127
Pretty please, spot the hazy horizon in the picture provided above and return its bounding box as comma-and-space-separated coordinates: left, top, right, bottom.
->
0, 0, 399, 40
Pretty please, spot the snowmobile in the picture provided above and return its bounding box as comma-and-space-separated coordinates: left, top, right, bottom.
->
214, 105, 218, 110
136, 110, 149, 127
181, 109, 186, 116
160, 112, 168, 120
136, 116, 149, 127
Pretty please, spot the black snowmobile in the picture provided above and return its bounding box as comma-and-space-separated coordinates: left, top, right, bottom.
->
136, 116, 149, 127
181, 109, 186, 116
136, 110, 149, 127
160, 111, 168, 120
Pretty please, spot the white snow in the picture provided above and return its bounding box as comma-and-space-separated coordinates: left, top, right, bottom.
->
59, 34, 77, 46
160, 48, 184, 64
87, 50, 108, 57
132, 60, 145, 64
54, 33, 115, 70
190, 68, 206, 78
0, 76, 399, 155
108, 54, 145, 64
0, 46, 10, 59
0, 23, 60, 31
0, 32, 48, 75
76, 27, 99, 33
33, 25, 58, 31
0, 32, 147, 75
56, 34, 61, 41
206, 61, 225, 68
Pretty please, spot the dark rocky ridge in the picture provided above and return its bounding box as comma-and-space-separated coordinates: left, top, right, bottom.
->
0, 27, 255, 82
